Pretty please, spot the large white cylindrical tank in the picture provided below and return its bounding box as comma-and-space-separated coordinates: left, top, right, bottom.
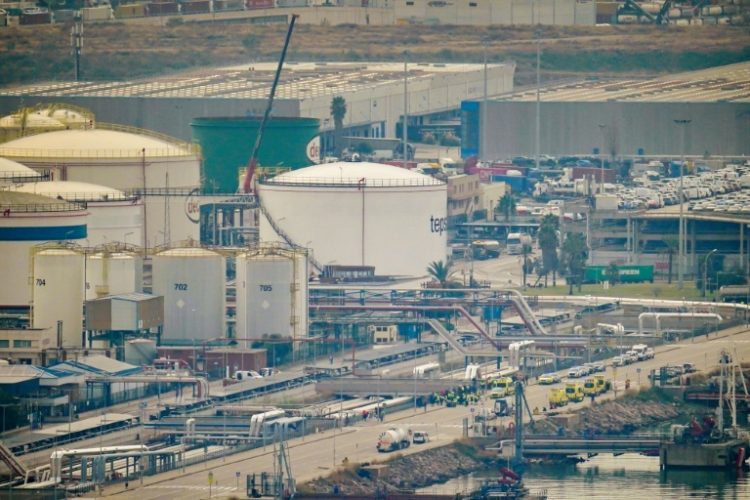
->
85, 250, 143, 300
0, 112, 65, 143
152, 247, 226, 342
31, 106, 94, 130
0, 191, 88, 307
235, 248, 308, 345
0, 157, 43, 185
12, 181, 143, 246
0, 127, 201, 248
258, 162, 447, 277
32, 247, 85, 348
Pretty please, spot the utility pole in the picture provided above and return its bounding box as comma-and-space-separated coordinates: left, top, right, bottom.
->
71, 15, 83, 82
403, 51, 409, 169
674, 119, 691, 289
483, 38, 488, 162
534, 30, 541, 171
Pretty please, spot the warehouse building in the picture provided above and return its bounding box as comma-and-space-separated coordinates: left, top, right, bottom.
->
463, 62, 750, 161
0, 62, 515, 151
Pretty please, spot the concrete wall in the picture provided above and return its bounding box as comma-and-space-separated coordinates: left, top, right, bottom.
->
481, 101, 750, 159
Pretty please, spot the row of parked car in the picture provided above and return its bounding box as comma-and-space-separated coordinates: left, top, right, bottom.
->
613, 344, 655, 367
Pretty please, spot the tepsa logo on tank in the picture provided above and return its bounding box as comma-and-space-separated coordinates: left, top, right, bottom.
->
430, 216, 448, 235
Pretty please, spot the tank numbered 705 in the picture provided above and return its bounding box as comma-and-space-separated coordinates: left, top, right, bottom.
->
259, 284, 272, 292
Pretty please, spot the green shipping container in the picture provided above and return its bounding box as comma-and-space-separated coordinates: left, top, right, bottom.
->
191, 116, 320, 193
584, 265, 654, 284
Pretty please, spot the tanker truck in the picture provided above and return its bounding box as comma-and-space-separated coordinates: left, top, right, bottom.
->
376, 427, 411, 452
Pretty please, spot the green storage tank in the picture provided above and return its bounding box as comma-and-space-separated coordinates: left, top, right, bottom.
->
191, 116, 320, 193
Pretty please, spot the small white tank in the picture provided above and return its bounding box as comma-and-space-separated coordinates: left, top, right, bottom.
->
235, 247, 308, 345
152, 247, 226, 342
32, 247, 85, 348
85, 250, 143, 300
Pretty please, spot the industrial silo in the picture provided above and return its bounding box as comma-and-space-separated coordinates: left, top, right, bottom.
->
190, 117, 320, 193
235, 246, 308, 345
124, 338, 157, 366
32, 246, 85, 348
152, 247, 226, 343
0, 111, 65, 143
258, 161, 448, 277
0, 191, 88, 307
0, 157, 43, 185
0, 126, 201, 248
12, 181, 143, 246
85, 249, 143, 300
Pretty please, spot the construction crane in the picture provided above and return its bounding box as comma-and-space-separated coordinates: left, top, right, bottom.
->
241, 14, 299, 194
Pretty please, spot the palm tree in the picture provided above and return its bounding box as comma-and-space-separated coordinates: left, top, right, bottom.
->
537, 214, 559, 287
662, 238, 678, 284
521, 243, 533, 288
607, 261, 620, 287
427, 260, 455, 288
497, 192, 516, 222
330, 96, 347, 157
561, 232, 588, 294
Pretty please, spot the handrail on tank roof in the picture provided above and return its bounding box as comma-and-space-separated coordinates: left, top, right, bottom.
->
0, 202, 86, 213
260, 176, 445, 188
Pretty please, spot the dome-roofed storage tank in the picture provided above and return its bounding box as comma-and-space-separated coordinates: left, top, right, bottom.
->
152, 246, 226, 343
258, 161, 447, 277
30, 104, 94, 130
85, 246, 143, 300
0, 157, 43, 185
0, 111, 66, 143
191, 116, 320, 193
235, 246, 308, 345
0, 126, 200, 248
12, 181, 143, 246
0, 191, 88, 307
32, 245, 85, 349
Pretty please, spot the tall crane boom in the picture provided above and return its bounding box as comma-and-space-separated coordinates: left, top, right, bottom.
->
242, 14, 299, 194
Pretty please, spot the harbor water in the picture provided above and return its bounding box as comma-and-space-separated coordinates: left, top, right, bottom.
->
417, 454, 750, 499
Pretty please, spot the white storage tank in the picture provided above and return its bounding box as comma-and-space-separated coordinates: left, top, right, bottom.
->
30, 106, 94, 130
258, 162, 447, 277
152, 247, 226, 342
0, 126, 201, 248
12, 181, 143, 246
85, 249, 143, 300
0, 191, 88, 307
0, 111, 65, 143
0, 157, 42, 185
235, 247, 308, 345
124, 338, 157, 366
32, 246, 85, 348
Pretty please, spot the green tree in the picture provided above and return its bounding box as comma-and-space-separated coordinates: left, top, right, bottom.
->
561, 232, 588, 294
607, 261, 620, 287
496, 192, 516, 222
522, 243, 534, 288
662, 238, 678, 284
330, 96, 347, 157
427, 260, 455, 288
537, 214, 560, 287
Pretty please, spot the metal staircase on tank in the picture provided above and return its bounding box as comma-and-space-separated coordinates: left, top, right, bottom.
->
256, 193, 324, 272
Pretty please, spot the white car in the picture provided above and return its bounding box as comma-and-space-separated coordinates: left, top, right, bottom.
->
612, 356, 626, 367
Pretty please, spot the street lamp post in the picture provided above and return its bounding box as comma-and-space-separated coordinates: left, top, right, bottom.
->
482, 38, 488, 162
674, 119, 691, 289
534, 29, 541, 171
703, 249, 718, 298
598, 124, 607, 193
403, 51, 409, 169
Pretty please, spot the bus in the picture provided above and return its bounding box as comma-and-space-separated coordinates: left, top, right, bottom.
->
506, 233, 532, 255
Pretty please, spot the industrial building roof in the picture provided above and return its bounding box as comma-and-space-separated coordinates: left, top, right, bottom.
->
497, 62, 750, 103
266, 161, 445, 187
0, 62, 497, 100
53, 355, 142, 376
88, 292, 158, 303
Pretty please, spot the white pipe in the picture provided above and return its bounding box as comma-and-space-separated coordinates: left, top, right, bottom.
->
596, 323, 624, 335
638, 312, 722, 335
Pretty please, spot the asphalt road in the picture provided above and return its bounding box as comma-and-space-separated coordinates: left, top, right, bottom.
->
102, 323, 750, 499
